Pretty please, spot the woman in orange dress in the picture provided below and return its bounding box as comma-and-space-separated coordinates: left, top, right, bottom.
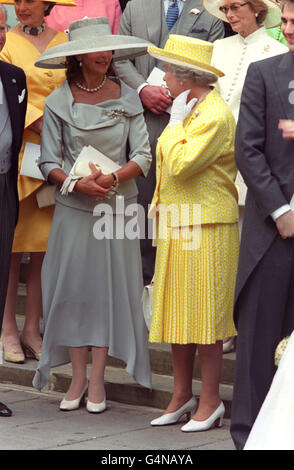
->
0, 0, 76, 364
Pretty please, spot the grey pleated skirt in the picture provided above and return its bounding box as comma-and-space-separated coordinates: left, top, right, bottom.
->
33, 201, 152, 390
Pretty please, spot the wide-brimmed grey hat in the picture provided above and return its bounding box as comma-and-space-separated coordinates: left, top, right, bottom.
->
35, 17, 152, 69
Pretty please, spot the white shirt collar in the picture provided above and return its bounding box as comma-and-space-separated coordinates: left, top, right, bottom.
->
238, 26, 267, 44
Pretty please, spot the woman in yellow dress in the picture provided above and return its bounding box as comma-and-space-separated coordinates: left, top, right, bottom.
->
147, 35, 239, 432
0, 0, 76, 364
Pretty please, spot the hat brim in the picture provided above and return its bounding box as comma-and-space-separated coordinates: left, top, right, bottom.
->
35, 35, 152, 68
200, 0, 282, 29
147, 45, 224, 78
0, 0, 76, 5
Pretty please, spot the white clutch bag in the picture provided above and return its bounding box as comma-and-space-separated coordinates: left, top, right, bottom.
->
142, 279, 154, 331
70, 145, 120, 177
60, 145, 121, 197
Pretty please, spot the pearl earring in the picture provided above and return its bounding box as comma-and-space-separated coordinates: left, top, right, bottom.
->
79, 61, 83, 67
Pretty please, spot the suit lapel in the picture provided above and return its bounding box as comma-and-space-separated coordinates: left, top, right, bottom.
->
273, 51, 294, 120
174, 0, 202, 36
0, 61, 21, 153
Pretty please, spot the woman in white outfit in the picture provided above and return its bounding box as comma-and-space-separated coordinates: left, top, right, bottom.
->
244, 331, 294, 450
201, 0, 287, 353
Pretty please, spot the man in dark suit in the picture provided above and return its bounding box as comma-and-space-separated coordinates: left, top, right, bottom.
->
0, 6, 27, 417
115, 0, 224, 284
230, 0, 294, 450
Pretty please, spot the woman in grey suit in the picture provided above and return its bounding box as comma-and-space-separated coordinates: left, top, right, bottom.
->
32, 17, 152, 412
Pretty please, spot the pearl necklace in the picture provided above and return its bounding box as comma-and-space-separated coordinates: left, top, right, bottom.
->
75, 75, 107, 93
20, 21, 46, 36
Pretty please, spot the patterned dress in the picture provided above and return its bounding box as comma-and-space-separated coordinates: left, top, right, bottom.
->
149, 88, 239, 344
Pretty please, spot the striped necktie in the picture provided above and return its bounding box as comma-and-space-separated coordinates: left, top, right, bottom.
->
166, 0, 179, 31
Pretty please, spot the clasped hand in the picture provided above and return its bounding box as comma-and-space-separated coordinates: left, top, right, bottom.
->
140, 85, 172, 115
75, 162, 113, 200
276, 210, 294, 239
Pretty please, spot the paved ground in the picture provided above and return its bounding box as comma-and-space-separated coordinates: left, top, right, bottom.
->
0, 383, 235, 453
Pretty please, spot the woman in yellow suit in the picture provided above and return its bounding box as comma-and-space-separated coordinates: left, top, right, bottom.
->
148, 35, 239, 432
0, 0, 76, 363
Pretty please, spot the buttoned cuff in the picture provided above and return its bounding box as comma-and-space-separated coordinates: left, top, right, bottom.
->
271, 204, 291, 221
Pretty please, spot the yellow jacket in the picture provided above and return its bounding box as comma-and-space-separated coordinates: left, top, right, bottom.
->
149, 88, 239, 227
0, 31, 67, 200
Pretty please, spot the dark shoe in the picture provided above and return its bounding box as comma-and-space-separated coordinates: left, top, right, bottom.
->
0, 402, 12, 417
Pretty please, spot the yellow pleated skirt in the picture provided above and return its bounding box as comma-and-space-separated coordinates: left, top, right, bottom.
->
149, 223, 239, 345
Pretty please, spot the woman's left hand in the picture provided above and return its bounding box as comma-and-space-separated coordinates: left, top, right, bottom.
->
169, 89, 197, 127
88, 163, 114, 189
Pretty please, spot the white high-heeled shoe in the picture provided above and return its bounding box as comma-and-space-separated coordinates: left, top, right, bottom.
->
223, 336, 236, 354
150, 397, 197, 426
86, 396, 107, 414
181, 401, 225, 432
59, 382, 88, 411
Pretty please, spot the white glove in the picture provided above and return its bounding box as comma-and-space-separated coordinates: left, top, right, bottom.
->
169, 89, 198, 127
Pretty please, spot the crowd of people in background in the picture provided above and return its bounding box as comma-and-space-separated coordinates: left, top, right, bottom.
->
1, 0, 294, 451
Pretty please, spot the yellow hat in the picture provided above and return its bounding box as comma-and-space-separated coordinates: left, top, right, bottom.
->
147, 35, 224, 78
0, 0, 76, 5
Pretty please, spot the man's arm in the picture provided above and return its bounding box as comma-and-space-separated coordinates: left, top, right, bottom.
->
114, 3, 172, 113
235, 62, 288, 221
114, 3, 148, 89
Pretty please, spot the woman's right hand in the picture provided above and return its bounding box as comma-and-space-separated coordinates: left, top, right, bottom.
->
75, 167, 111, 200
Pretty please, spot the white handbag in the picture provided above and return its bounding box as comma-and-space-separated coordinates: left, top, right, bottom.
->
142, 279, 154, 331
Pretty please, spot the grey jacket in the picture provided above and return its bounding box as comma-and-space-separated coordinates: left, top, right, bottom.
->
40, 79, 152, 213
114, 0, 224, 88
234, 51, 294, 312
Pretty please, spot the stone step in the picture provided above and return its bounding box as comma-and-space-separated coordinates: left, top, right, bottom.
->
0, 359, 233, 417
15, 284, 236, 385
12, 281, 236, 414
107, 346, 236, 386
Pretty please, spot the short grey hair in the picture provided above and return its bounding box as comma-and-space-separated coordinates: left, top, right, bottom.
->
168, 63, 218, 86
0, 5, 8, 22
